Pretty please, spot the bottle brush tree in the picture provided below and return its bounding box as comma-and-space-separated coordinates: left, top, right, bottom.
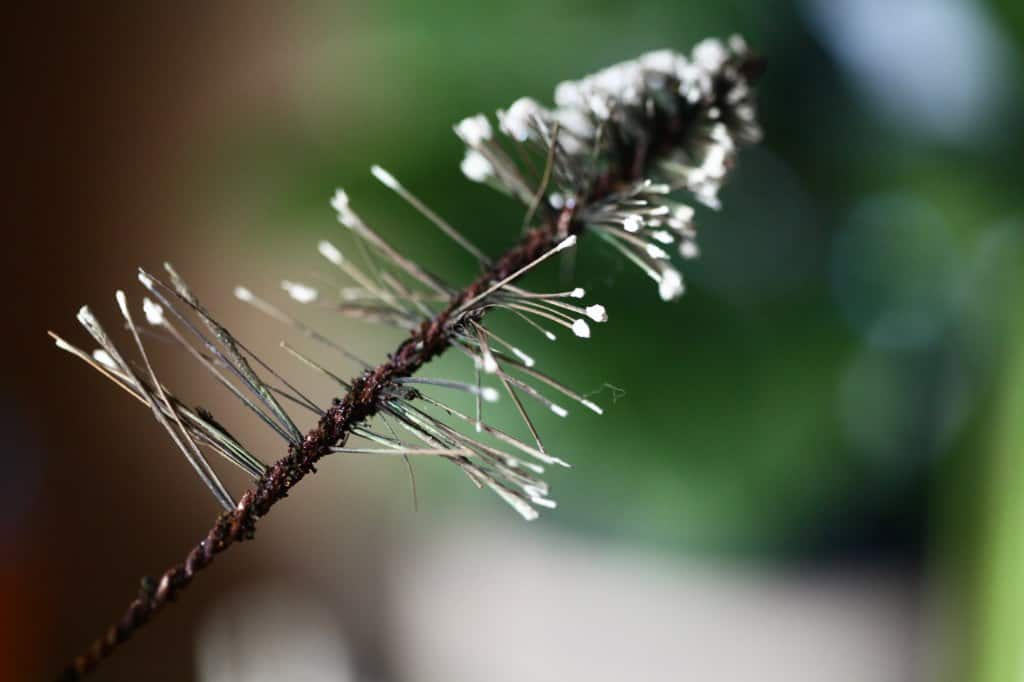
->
50, 36, 764, 679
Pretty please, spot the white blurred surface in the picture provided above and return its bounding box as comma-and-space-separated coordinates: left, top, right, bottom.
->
390, 524, 925, 682
803, 0, 1013, 143
197, 583, 355, 682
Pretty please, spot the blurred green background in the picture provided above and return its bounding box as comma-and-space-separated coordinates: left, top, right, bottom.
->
7, 1, 1024, 680
204, 0, 1022, 551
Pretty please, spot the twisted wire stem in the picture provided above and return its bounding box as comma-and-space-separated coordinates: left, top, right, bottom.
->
59, 219, 571, 681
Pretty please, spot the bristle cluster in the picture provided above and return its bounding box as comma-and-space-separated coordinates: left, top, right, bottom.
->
51, 266, 286, 511
457, 35, 761, 301
237, 202, 606, 519
52, 37, 760, 522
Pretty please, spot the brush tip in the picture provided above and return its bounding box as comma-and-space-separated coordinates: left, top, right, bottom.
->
658, 269, 685, 301
143, 298, 165, 326
92, 349, 116, 369
370, 164, 400, 190
318, 240, 344, 265
280, 280, 319, 304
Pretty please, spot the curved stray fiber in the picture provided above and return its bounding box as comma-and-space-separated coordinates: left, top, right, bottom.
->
52, 37, 763, 680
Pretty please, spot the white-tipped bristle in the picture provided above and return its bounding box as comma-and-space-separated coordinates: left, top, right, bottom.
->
318, 240, 344, 265
658, 268, 685, 301
511, 347, 535, 367
488, 482, 539, 521
519, 461, 545, 475
556, 235, 578, 251
281, 280, 319, 304
530, 496, 558, 509
233, 286, 254, 302
640, 48, 678, 73
475, 421, 483, 433
454, 114, 493, 146
370, 164, 400, 190
530, 449, 571, 468
645, 244, 669, 260
331, 189, 358, 228
550, 403, 569, 418
544, 330, 557, 342
571, 319, 591, 338
482, 352, 499, 374
570, 287, 585, 299
498, 96, 542, 142
92, 349, 116, 369
581, 399, 604, 415
142, 297, 164, 326
330, 189, 349, 212
679, 240, 700, 259
589, 94, 611, 120
585, 304, 607, 323
480, 386, 500, 403
523, 481, 549, 498
674, 205, 696, 222
623, 214, 644, 232
53, 336, 75, 352
652, 230, 675, 244
460, 149, 494, 183
76, 305, 96, 327
115, 290, 129, 317
137, 272, 154, 290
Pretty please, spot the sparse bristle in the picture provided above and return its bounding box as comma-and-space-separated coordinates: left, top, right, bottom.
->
511, 347, 535, 367
318, 240, 344, 265
454, 113, 493, 146
143, 298, 165, 326
585, 304, 607, 323
115, 290, 129, 317
571, 319, 591, 338
92, 349, 116, 369
370, 164, 400, 190
482, 351, 499, 374
659, 268, 685, 301
76, 305, 95, 327
280, 280, 319, 304
460, 149, 493, 183
645, 244, 669, 260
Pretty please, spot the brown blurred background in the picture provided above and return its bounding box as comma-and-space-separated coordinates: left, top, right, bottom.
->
6, 2, 1024, 681
6, 5, 316, 679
